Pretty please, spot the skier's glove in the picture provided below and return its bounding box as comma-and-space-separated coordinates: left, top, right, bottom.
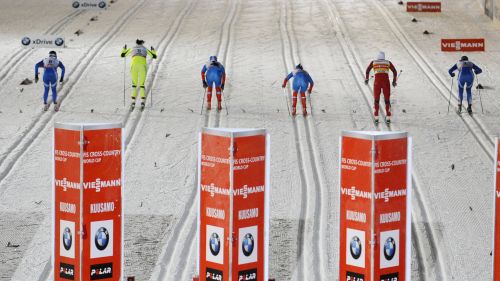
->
124, 44, 127, 49
364, 79, 369, 85
35, 75, 39, 83
221, 84, 225, 91
392, 81, 397, 87
450, 73, 455, 77
151, 46, 155, 51
281, 83, 286, 88
203, 80, 208, 88
59, 78, 64, 84
307, 89, 312, 94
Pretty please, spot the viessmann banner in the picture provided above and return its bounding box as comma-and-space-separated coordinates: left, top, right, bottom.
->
339, 131, 412, 281
441, 39, 485, 52
198, 128, 269, 281
53, 123, 123, 281
406, 2, 441, 12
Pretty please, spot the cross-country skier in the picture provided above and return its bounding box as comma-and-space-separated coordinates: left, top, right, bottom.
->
201, 56, 226, 111
365, 51, 398, 123
120, 39, 157, 110
282, 64, 314, 116
448, 56, 482, 114
35, 50, 65, 111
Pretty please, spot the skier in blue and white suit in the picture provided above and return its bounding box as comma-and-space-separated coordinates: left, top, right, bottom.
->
201, 56, 226, 111
282, 64, 314, 116
448, 56, 482, 113
35, 50, 65, 111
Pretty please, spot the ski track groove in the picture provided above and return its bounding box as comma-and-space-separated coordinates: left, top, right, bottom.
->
0, 0, 149, 200
278, 0, 329, 279
148, 0, 239, 279
0, 10, 84, 89
321, 0, 443, 279
369, 0, 495, 161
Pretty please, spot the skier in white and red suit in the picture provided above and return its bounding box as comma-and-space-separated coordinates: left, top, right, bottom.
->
364, 51, 398, 122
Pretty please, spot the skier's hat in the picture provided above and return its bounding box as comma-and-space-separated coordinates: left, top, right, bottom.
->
210, 56, 217, 62
377, 51, 385, 60
49, 50, 57, 58
460, 55, 469, 61
136, 39, 145, 45
296, 63, 303, 70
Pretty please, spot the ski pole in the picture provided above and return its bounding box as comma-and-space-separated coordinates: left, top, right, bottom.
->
308, 92, 313, 115
222, 90, 229, 116
200, 88, 207, 115
447, 77, 454, 113
123, 58, 126, 107
282, 88, 291, 116
476, 76, 484, 114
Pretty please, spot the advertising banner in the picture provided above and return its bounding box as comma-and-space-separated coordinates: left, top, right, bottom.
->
22, 35, 65, 48
441, 39, 485, 52
54, 123, 123, 281
339, 131, 411, 281
198, 128, 269, 281
493, 139, 500, 280
406, 2, 441, 12
54, 127, 82, 281
72, 0, 107, 9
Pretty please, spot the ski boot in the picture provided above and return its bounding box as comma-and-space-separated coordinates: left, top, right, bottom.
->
207, 101, 211, 110
291, 107, 297, 116
467, 104, 472, 114
303, 108, 308, 116
43, 103, 49, 111
374, 115, 379, 124
130, 102, 136, 111
457, 103, 462, 113
141, 102, 146, 111
217, 101, 222, 111
385, 115, 391, 124
54, 103, 60, 112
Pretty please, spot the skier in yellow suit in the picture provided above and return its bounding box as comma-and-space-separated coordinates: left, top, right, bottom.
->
121, 39, 157, 110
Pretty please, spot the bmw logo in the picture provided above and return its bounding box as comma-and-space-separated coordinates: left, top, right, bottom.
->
55, 38, 64, 47
209, 233, 220, 256
242, 233, 254, 257
384, 237, 396, 261
72, 1, 80, 8
21, 37, 31, 46
94, 227, 109, 251
62, 227, 72, 251
98, 1, 106, 8
350, 236, 362, 260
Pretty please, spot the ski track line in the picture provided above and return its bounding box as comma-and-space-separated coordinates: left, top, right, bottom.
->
369, 0, 495, 161
0, 10, 84, 89
0, 1, 147, 199
321, 0, 443, 280
122, 0, 198, 150
148, 0, 239, 279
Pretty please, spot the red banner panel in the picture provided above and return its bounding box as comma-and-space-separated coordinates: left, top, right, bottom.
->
407, 2, 441, 12
441, 39, 485, 52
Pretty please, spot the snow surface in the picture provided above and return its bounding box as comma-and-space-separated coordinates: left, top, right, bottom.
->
0, 0, 499, 280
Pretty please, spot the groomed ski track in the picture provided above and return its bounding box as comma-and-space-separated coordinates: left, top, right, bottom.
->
0, 0, 499, 280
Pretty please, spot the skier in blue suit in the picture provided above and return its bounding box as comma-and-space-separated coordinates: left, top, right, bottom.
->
448, 56, 482, 113
201, 56, 226, 111
282, 64, 314, 116
35, 51, 65, 111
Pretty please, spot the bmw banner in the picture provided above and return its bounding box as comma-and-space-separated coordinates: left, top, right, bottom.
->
197, 128, 270, 281
22, 35, 65, 48
71, 0, 107, 9
339, 131, 412, 281
53, 123, 123, 281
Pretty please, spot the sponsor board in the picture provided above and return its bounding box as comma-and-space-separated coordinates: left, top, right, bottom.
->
493, 139, 500, 280
441, 39, 485, 52
22, 35, 65, 48
72, 0, 107, 9
198, 128, 269, 281
60, 263, 75, 280
339, 132, 411, 281
406, 2, 441, 12
54, 123, 123, 281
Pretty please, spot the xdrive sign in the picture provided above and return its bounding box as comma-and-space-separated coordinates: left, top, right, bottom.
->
441, 39, 485, 52
72, 0, 107, 9
21, 36, 65, 48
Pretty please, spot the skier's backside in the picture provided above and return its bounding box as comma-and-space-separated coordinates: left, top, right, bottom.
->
201, 56, 226, 111
35, 51, 65, 111
365, 51, 397, 123
121, 39, 157, 110
282, 64, 314, 116
448, 56, 482, 114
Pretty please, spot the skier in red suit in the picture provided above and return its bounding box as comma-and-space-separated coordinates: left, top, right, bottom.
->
365, 51, 398, 123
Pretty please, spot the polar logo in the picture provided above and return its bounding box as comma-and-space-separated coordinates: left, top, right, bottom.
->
55, 37, 64, 47
238, 226, 258, 264
380, 229, 400, 269
60, 220, 75, 258
72, 1, 80, 8
346, 228, 365, 268
21, 37, 31, 46
91, 220, 114, 258
206, 225, 224, 264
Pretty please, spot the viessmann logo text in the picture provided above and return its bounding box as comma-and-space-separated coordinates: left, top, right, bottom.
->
441, 39, 485, 52
55, 178, 121, 192
407, 2, 441, 12
201, 184, 265, 198
341, 186, 407, 202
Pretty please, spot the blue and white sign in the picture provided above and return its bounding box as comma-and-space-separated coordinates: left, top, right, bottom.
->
60, 220, 75, 258
238, 225, 258, 265
90, 219, 114, 258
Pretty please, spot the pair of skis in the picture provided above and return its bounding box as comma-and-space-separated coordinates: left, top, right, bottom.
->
43, 103, 60, 112
129, 102, 146, 112
281, 88, 313, 117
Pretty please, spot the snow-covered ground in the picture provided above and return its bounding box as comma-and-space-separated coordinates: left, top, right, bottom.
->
0, 0, 499, 280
